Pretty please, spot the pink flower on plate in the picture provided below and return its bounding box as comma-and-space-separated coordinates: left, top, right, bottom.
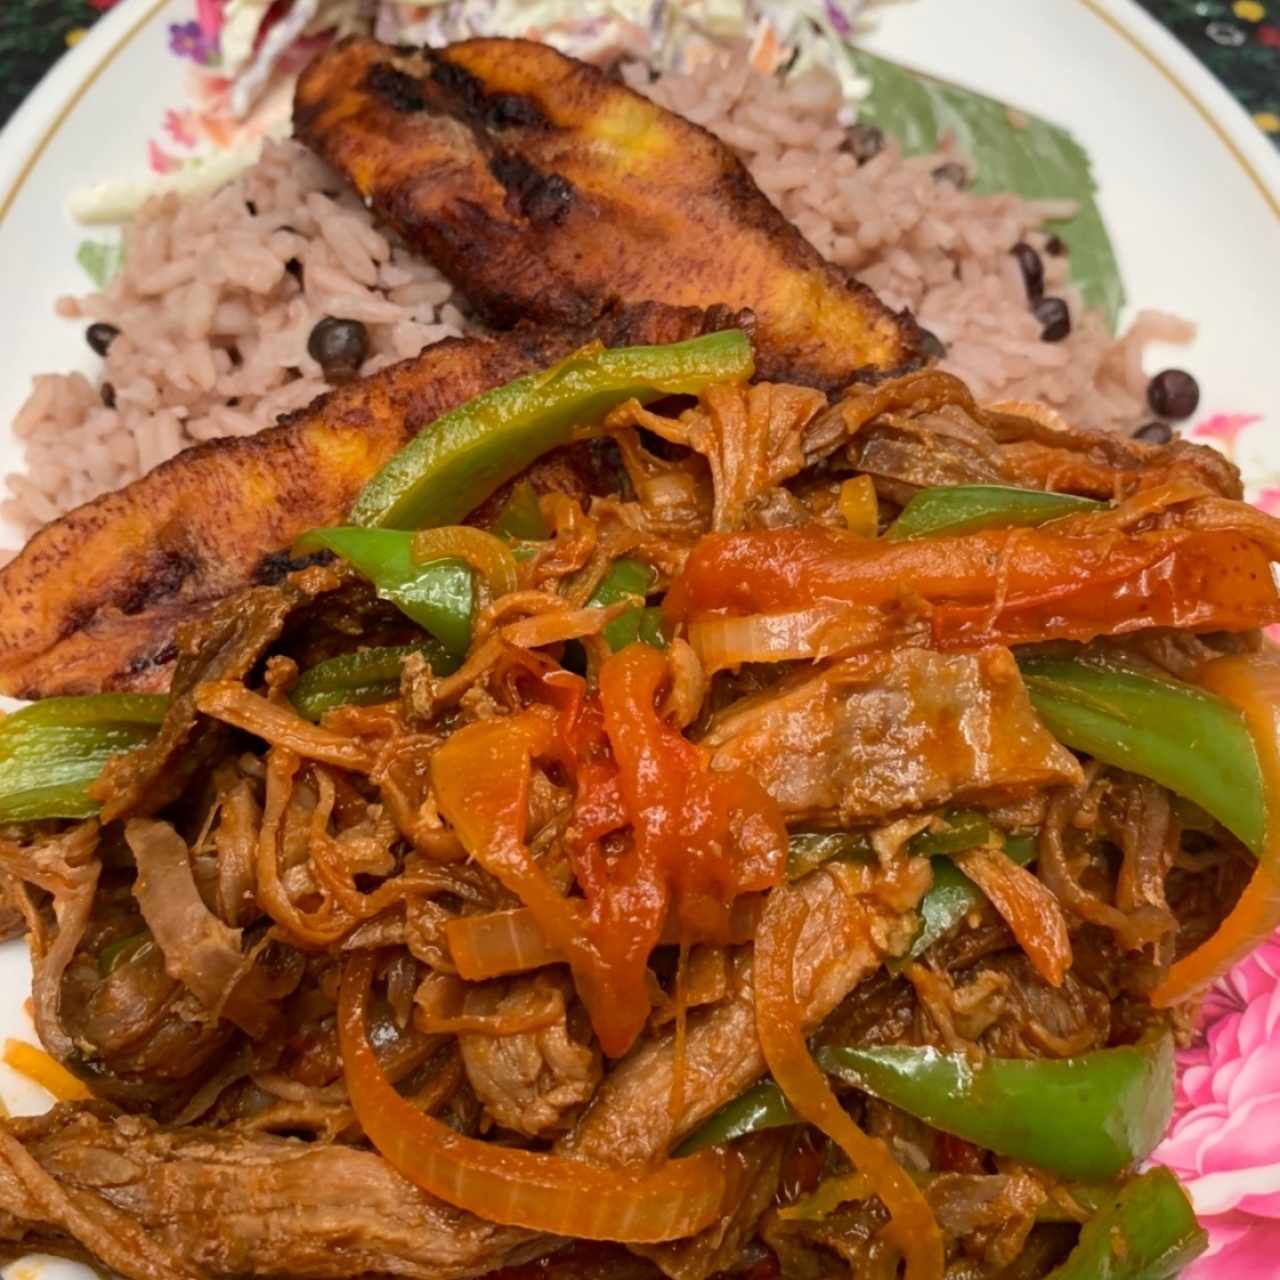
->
1191, 412, 1263, 455
195, 0, 226, 42
1253, 487, 1280, 518
1153, 937, 1280, 1278
163, 108, 198, 148
147, 140, 181, 175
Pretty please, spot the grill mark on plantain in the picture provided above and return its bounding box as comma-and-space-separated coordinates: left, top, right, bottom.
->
427, 53, 551, 133
363, 63, 426, 113
252, 549, 334, 587
485, 92, 550, 130
57, 604, 96, 644
125, 641, 179, 677
489, 151, 575, 225
116, 551, 200, 617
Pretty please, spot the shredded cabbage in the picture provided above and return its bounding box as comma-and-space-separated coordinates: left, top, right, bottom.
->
373, 0, 881, 95
230, 0, 886, 116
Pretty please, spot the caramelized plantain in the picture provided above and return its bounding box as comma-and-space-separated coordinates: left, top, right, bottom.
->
295, 37, 920, 391
0, 304, 740, 698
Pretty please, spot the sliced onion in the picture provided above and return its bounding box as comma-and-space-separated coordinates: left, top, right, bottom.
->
447, 895, 765, 983
431, 710, 587, 962
753, 886, 944, 1280
689, 604, 889, 675
413, 970, 561, 1036
447, 908, 563, 981
17, 823, 99, 1062
412, 526, 519, 602
256, 748, 353, 948
1153, 651, 1280, 1007
987, 399, 1072, 433
195, 682, 375, 772
500, 604, 626, 650
638, 469, 701, 513
339, 953, 732, 1241
953, 845, 1072, 987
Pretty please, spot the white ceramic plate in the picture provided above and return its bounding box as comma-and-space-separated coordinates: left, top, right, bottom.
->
0, 3, 1277, 1277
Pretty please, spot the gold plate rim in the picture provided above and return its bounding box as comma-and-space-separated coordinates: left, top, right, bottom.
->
0, 0, 171, 227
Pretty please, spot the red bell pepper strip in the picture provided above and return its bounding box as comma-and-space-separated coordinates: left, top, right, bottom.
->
664, 524, 1280, 648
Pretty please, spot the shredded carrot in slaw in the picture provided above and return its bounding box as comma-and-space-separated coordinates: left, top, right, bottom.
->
3, 1038, 91, 1102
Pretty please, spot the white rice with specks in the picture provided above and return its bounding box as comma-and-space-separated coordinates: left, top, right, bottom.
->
6, 46, 1189, 537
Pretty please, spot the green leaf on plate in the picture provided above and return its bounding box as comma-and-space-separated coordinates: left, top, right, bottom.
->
849, 48, 1124, 331
75, 238, 125, 290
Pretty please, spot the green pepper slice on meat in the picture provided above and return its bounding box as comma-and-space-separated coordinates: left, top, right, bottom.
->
884, 483, 1102, 540
673, 1080, 797, 1155
1019, 652, 1266, 854
351, 330, 755, 530
588, 558, 667, 651
1043, 1167, 1206, 1280
906, 831, 1038, 961
786, 831, 874, 879
294, 527, 474, 658
817, 1032, 1174, 1182
786, 814, 1036, 958
292, 642, 456, 721
678, 1032, 1174, 1182
0, 694, 168, 822
493, 480, 550, 542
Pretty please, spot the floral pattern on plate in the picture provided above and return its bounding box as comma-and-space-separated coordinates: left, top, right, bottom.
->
1155, 940, 1280, 1277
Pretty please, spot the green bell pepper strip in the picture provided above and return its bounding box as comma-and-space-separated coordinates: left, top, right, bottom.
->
677, 1034, 1173, 1182
1019, 653, 1266, 855
1044, 1167, 1207, 1280
786, 814, 1036, 956
350, 330, 755, 530
904, 825, 1038, 963
600, 607, 667, 652
294, 527, 474, 658
818, 1033, 1174, 1182
786, 831, 873, 879
493, 481, 550, 542
588, 558, 667, 651
0, 694, 168, 822
291, 642, 456, 721
674, 1080, 798, 1155
908, 809, 1000, 857
786, 814, 1014, 882
884, 484, 1102, 541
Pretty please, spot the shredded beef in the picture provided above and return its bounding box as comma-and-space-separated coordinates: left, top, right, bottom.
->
0, 1105, 547, 1280
704, 648, 1081, 825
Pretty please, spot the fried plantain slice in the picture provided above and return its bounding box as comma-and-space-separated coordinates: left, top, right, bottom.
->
0, 304, 741, 698
294, 37, 920, 391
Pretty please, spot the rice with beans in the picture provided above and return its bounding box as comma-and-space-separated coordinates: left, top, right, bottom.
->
8, 141, 464, 532
6, 46, 1187, 535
